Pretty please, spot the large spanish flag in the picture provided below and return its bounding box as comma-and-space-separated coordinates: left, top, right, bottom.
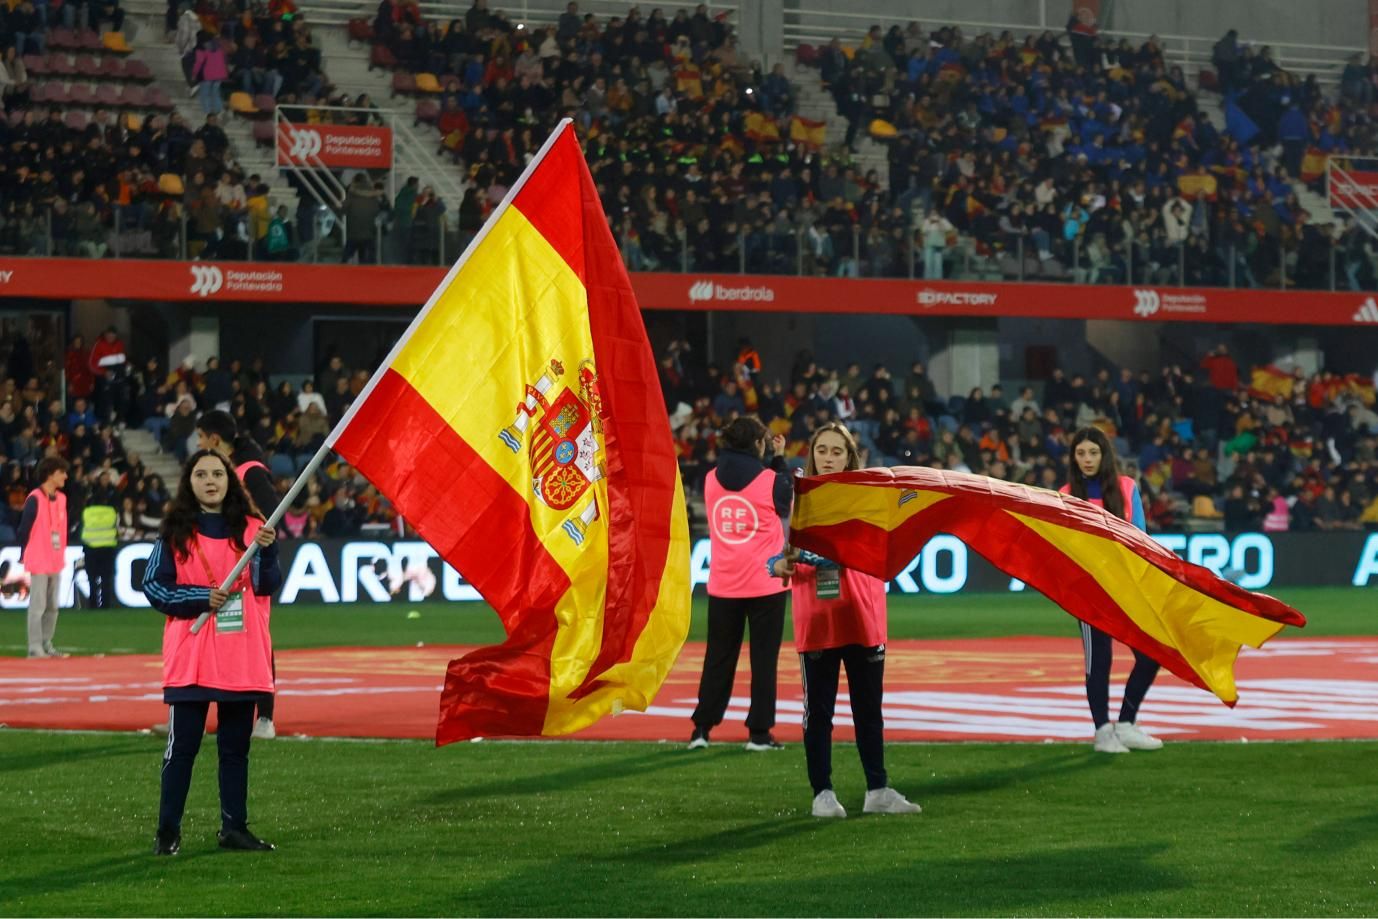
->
330, 119, 690, 744
791, 467, 1306, 705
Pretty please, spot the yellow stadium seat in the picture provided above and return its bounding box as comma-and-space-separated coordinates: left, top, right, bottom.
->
102, 31, 132, 53
1192, 495, 1222, 519
869, 118, 897, 138
414, 72, 443, 93
158, 173, 185, 196
229, 91, 259, 115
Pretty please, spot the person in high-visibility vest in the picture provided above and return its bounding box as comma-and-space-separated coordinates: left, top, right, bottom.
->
197, 410, 280, 740
81, 474, 119, 610
18, 456, 70, 657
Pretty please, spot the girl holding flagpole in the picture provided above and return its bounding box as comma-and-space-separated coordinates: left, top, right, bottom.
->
1061, 426, 1164, 754
142, 450, 281, 855
769, 422, 922, 819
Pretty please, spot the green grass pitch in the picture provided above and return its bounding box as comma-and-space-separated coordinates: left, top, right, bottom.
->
1, 586, 1376, 916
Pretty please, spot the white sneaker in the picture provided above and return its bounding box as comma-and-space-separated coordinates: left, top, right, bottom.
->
151, 722, 170, 736
1115, 721, 1163, 751
43, 642, 69, 658
252, 717, 276, 740
811, 789, 847, 818
863, 787, 922, 815
1093, 722, 1131, 753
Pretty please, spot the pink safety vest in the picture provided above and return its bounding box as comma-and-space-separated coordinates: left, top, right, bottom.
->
162, 522, 274, 693
790, 563, 887, 653
1263, 496, 1290, 532
22, 487, 67, 575
704, 466, 787, 598
1060, 475, 1137, 522
235, 460, 269, 480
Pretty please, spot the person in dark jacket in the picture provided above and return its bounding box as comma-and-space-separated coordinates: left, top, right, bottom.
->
688, 415, 792, 751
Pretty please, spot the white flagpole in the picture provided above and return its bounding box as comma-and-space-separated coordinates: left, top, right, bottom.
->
190, 117, 577, 634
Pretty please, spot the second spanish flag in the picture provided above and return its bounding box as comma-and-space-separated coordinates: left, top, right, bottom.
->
790, 467, 1306, 705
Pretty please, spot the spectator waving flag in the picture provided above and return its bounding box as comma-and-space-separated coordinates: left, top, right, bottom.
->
790, 467, 1306, 705
330, 119, 691, 744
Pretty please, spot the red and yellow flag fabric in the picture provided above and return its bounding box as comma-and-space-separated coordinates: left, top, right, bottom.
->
789, 116, 826, 148
331, 120, 690, 744
1248, 364, 1296, 402
790, 467, 1305, 705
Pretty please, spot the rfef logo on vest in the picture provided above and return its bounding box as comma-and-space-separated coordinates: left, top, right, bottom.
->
711, 495, 759, 545
189, 264, 223, 297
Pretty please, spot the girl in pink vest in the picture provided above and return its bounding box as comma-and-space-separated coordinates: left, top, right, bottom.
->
18, 456, 69, 658
688, 416, 792, 751
770, 423, 921, 819
142, 450, 281, 856
1061, 426, 1163, 754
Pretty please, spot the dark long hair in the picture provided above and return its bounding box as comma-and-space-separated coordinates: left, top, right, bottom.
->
160, 450, 261, 560
1066, 426, 1125, 520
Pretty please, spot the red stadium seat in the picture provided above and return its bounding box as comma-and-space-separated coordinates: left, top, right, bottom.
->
390, 71, 415, 96
78, 29, 103, 52
95, 83, 121, 107
75, 54, 102, 78
43, 82, 73, 105
69, 83, 96, 106
251, 119, 276, 146
254, 93, 277, 114
146, 86, 173, 111
415, 99, 439, 124
119, 84, 147, 108
48, 27, 77, 50
64, 110, 88, 130
100, 56, 125, 79
49, 54, 77, 76
122, 58, 152, 81
369, 44, 397, 71
348, 18, 374, 46
23, 54, 49, 76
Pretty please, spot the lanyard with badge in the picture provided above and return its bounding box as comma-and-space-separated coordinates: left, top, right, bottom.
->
815, 565, 842, 600
191, 540, 245, 634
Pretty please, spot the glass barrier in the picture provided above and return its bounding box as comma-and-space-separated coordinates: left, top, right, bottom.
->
2, 201, 1371, 293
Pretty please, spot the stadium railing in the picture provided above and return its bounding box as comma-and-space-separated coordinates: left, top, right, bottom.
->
6, 212, 1374, 294
296, 0, 741, 29
779, 7, 1364, 87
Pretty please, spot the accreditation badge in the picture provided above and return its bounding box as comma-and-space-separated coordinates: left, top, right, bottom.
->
216, 592, 245, 634
815, 567, 841, 600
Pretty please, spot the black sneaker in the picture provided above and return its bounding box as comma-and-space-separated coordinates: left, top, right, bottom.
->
745, 732, 784, 751
217, 827, 275, 851
686, 725, 710, 750
153, 828, 180, 856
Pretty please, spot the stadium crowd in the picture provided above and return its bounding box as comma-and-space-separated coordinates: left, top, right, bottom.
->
9, 0, 1378, 289
1, 328, 400, 549
2, 321, 1376, 565
660, 337, 1378, 533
